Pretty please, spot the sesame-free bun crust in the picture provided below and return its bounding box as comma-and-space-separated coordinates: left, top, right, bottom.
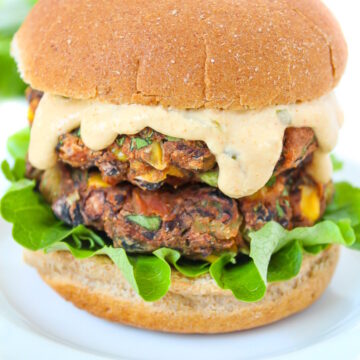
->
24, 245, 339, 334
13, 0, 347, 109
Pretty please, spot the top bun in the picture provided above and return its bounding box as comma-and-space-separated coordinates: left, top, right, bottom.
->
13, 0, 347, 110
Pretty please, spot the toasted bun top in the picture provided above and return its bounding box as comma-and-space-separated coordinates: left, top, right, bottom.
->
13, 0, 347, 109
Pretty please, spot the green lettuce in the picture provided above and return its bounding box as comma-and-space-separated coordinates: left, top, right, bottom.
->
249, 220, 354, 283
0, 36, 27, 97
0, 179, 172, 301
267, 241, 303, 282
1, 128, 360, 303
7, 127, 30, 160
210, 254, 266, 302
1, 158, 25, 182
154, 248, 210, 277
45, 242, 172, 302
324, 182, 360, 249
0, 1, 38, 97
331, 154, 344, 172
0, 127, 29, 182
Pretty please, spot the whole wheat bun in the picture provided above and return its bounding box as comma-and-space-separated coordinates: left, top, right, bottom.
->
13, 0, 347, 110
24, 245, 339, 333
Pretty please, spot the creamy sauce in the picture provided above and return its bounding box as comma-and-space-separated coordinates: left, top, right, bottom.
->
29, 93, 343, 198
307, 151, 334, 184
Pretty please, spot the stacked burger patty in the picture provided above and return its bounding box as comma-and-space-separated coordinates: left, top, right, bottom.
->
26, 89, 330, 260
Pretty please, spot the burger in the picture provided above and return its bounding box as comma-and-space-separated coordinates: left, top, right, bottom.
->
1, 0, 359, 334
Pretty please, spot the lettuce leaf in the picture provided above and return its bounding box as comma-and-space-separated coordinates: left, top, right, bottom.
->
207, 219, 354, 301
3, 179, 356, 302
331, 154, 344, 172
324, 182, 360, 249
1, 180, 171, 301
0, 36, 27, 97
303, 244, 329, 255
267, 241, 302, 282
0, 1, 37, 97
1, 127, 29, 182
154, 248, 210, 277
45, 242, 171, 301
352, 225, 360, 250
210, 253, 266, 302
1, 129, 360, 303
324, 182, 360, 226
249, 220, 355, 283
1, 180, 105, 250
7, 127, 30, 160
1, 159, 26, 182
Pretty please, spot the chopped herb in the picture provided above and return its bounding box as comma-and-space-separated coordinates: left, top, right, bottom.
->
72, 128, 81, 137
130, 138, 151, 151
300, 145, 309, 158
266, 176, 276, 187
126, 214, 162, 231
116, 137, 125, 146
284, 199, 290, 208
253, 204, 262, 213
198, 170, 219, 187
165, 136, 181, 142
276, 109, 292, 125
207, 200, 223, 215
301, 136, 316, 158
276, 200, 285, 218
282, 188, 289, 196
212, 120, 221, 129
143, 129, 154, 139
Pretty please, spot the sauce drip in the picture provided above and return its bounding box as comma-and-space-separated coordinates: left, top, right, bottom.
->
29, 93, 343, 198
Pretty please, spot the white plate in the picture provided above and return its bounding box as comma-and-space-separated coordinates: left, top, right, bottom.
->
1, 100, 360, 360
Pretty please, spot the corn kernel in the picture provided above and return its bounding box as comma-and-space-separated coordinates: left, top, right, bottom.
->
28, 108, 34, 124
149, 142, 166, 170
166, 166, 184, 178
87, 174, 110, 188
300, 185, 320, 222
114, 149, 128, 162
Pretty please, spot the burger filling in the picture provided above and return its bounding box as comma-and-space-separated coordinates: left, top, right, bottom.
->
26, 88, 328, 259
2, 88, 358, 303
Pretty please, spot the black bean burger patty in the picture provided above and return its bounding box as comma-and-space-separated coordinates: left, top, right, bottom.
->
27, 88, 318, 192
30, 162, 330, 260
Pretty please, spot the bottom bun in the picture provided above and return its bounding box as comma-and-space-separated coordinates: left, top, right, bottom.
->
24, 246, 339, 334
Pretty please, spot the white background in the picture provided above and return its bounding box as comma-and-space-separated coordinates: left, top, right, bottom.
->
321, 0, 360, 161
